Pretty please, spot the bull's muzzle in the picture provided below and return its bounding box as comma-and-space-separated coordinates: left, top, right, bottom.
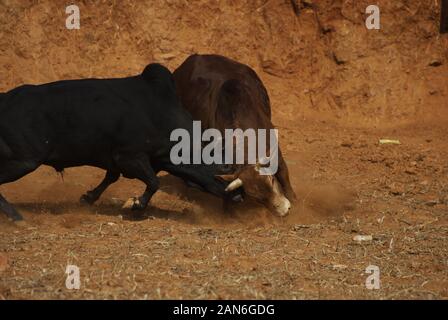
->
273, 197, 291, 217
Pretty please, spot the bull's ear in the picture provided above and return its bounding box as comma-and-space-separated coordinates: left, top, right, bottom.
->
215, 174, 236, 182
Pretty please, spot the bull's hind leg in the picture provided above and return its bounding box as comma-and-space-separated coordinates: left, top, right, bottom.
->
114, 154, 159, 211
0, 160, 40, 221
80, 170, 120, 205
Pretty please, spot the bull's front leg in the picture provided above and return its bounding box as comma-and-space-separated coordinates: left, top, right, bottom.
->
80, 170, 120, 205
113, 153, 159, 211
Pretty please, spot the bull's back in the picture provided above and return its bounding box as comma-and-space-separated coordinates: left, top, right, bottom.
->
0, 77, 155, 164
173, 54, 272, 129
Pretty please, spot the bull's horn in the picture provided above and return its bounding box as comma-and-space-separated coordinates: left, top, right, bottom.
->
225, 178, 243, 192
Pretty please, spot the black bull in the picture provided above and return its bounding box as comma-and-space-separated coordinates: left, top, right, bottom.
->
0, 63, 238, 221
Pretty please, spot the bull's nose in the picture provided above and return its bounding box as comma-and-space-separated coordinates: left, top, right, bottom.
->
274, 198, 291, 217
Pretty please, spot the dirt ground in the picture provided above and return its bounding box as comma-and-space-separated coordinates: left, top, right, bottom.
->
0, 1, 447, 299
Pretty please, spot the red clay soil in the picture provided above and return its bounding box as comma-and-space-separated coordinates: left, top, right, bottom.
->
0, 0, 447, 299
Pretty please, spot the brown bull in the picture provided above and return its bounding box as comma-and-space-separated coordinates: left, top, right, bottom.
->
173, 54, 296, 216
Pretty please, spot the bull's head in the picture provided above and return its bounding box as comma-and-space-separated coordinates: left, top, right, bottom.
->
217, 162, 291, 217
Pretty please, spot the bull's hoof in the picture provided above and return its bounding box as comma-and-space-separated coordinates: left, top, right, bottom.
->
122, 197, 146, 210
80, 194, 95, 206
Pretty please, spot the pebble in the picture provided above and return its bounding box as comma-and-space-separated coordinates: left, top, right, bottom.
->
353, 235, 373, 242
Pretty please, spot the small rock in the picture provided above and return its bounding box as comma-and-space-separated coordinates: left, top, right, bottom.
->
405, 167, 417, 175
341, 142, 353, 148
379, 139, 400, 145
332, 264, 348, 270
353, 235, 373, 242
292, 224, 311, 230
